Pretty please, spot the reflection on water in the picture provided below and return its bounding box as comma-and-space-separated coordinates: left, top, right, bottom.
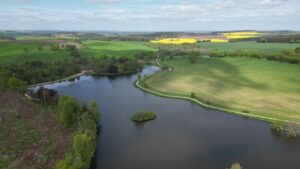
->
42, 66, 300, 169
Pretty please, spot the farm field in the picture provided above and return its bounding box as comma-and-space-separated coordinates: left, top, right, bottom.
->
0, 40, 156, 65
143, 57, 300, 122
81, 40, 156, 58
0, 41, 71, 65
199, 41, 299, 54
15, 35, 79, 40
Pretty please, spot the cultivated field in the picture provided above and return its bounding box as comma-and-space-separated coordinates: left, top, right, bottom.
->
0, 41, 71, 65
199, 41, 299, 54
81, 40, 156, 57
0, 40, 156, 65
144, 57, 300, 122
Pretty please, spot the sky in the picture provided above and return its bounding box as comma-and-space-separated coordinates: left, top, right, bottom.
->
0, 0, 299, 31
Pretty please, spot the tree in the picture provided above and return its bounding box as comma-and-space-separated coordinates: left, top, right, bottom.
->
106, 64, 119, 74
37, 46, 43, 51
88, 101, 100, 122
295, 47, 300, 54
0, 68, 11, 90
72, 134, 94, 163
229, 163, 242, 169
57, 96, 80, 127
7, 77, 27, 91
281, 49, 293, 56
188, 53, 197, 64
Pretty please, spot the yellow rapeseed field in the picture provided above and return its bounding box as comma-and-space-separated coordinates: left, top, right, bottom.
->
210, 38, 229, 43
223, 32, 262, 39
150, 38, 197, 45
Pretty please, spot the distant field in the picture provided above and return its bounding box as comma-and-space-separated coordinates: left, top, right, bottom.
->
144, 57, 300, 122
0, 41, 71, 65
80, 40, 156, 57
199, 41, 299, 53
15, 35, 79, 40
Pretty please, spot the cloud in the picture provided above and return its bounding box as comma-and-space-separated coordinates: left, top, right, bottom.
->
0, 0, 299, 30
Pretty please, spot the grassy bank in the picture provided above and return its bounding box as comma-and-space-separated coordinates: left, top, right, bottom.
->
140, 57, 300, 123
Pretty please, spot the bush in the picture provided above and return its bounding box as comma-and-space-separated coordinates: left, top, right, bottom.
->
57, 96, 80, 127
190, 92, 196, 98
295, 47, 300, 54
230, 163, 242, 169
56, 134, 95, 169
7, 77, 27, 91
88, 101, 100, 123
131, 112, 156, 122
271, 121, 284, 133
242, 110, 249, 113
56, 100, 100, 169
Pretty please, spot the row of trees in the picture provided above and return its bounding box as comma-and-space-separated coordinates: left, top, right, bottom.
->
56, 96, 100, 169
1, 54, 141, 85
209, 49, 300, 64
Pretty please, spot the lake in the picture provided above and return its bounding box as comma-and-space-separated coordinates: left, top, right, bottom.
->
41, 66, 300, 169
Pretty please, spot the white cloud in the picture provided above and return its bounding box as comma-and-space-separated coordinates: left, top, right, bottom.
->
0, 0, 299, 30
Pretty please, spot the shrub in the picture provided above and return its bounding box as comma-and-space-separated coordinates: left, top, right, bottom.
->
88, 101, 100, 123
270, 121, 284, 133
7, 77, 27, 91
295, 47, 300, 54
190, 92, 196, 98
56, 134, 95, 169
242, 110, 249, 113
285, 126, 298, 138
230, 163, 242, 169
57, 96, 80, 127
131, 112, 156, 122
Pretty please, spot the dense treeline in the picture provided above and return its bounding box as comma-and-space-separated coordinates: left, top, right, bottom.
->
257, 35, 300, 43
149, 43, 300, 64
55, 96, 100, 169
1, 51, 141, 86
209, 49, 300, 64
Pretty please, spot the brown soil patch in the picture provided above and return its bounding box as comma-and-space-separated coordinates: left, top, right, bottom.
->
0, 92, 73, 169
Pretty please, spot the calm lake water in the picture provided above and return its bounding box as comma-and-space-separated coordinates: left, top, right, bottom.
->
41, 66, 300, 169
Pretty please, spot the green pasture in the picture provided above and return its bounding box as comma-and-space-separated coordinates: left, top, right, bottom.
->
144, 57, 300, 122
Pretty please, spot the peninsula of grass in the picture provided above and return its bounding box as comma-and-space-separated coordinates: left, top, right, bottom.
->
131, 112, 157, 123
141, 57, 300, 123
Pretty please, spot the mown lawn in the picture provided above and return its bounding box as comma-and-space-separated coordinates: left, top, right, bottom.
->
80, 40, 156, 58
199, 41, 300, 54
144, 57, 300, 122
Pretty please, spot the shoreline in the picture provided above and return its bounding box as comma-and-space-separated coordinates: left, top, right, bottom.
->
27, 70, 138, 88
135, 59, 300, 125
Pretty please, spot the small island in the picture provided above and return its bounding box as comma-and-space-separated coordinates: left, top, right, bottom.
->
131, 112, 157, 123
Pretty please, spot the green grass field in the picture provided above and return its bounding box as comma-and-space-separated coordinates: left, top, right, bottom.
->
0, 40, 156, 65
80, 40, 156, 58
0, 41, 72, 65
199, 41, 300, 54
144, 57, 300, 122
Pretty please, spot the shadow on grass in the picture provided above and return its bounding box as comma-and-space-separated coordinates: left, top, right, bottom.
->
185, 58, 269, 93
